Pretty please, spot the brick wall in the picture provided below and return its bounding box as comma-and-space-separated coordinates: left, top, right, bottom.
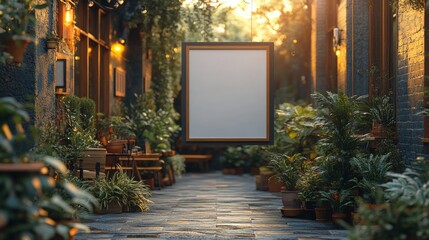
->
337, 0, 369, 96
310, 0, 327, 93
350, 0, 369, 96
396, 6, 425, 163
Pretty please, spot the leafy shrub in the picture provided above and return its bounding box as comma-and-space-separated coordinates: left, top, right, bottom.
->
351, 154, 392, 203
169, 154, 186, 177
269, 153, 305, 190
220, 146, 246, 169
89, 169, 152, 211
349, 168, 429, 240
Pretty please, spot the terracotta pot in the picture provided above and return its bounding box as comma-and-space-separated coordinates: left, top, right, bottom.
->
280, 208, 304, 217
222, 168, 242, 175
106, 140, 127, 153
268, 177, 284, 192
314, 207, 330, 221
250, 166, 260, 175
258, 173, 273, 191
281, 190, 301, 208
4, 36, 30, 63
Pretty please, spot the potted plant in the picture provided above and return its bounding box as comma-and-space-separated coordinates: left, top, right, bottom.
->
297, 167, 322, 210
0, 97, 97, 239
319, 189, 353, 224
97, 114, 134, 153
269, 153, 303, 209
46, 30, 60, 49
350, 154, 392, 204
220, 146, 245, 174
89, 168, 152, 213
0, 1, 47, 63
349, 167, 429, 239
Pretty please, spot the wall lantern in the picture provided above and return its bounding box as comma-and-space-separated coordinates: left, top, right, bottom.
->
64, 2, 73, 26
333, 27, 342, 57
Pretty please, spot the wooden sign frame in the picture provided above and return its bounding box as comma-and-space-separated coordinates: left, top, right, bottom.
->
182, 42, 274, 145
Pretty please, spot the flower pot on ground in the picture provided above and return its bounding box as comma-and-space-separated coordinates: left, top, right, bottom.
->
281, 189, 301, 208
314, 207, 330, 222
280, 208, 304, 218
257, 171, 273, 191
222, 167, 243, 175
268, 177, 285, 192
319, 189, 353, 223
331, 212, 348, 225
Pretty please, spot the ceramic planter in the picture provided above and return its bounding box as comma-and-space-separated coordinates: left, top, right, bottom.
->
281, 190, 301, 208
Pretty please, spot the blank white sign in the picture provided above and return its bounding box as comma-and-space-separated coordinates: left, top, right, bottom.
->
183, 43, 273, 144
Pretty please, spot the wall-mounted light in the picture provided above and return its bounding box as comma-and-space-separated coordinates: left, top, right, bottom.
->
112, 42, 125, 54
64, 2, 73, 26
333, 27, 342, 57
141, 5, 148, 14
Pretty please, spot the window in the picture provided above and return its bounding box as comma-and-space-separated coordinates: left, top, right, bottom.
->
74, 0, 111, 114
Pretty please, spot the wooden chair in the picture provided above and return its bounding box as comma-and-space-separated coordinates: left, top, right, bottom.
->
133, 153, 163, 189
104, 153, 133, 178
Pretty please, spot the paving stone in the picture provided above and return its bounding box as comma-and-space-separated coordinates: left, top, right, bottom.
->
76, 172, 349, 240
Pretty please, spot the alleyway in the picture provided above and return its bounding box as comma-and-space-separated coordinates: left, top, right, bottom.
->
77, 172, 348, 239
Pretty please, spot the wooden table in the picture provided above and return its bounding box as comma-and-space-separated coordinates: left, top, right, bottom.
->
106, 152, 164, 189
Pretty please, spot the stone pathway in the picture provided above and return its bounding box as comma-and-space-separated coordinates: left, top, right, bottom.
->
76, 172, 348, 239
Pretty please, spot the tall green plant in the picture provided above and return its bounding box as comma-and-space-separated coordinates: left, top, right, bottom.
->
312, 91, 368, 188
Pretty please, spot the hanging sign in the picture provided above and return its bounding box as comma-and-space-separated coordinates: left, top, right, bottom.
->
182, 42, 274, 145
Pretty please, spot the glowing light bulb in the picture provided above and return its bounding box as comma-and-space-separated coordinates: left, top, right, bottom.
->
64, 4, 73, 26
335, 49, 340, 56
88, 0, 94, 7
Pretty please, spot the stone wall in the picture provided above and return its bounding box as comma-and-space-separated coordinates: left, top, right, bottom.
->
396, 6, 425, 163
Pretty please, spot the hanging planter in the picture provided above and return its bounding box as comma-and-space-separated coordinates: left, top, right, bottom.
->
4, 36, 31, 63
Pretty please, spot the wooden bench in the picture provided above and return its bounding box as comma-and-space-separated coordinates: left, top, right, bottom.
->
182, 154, 212, 172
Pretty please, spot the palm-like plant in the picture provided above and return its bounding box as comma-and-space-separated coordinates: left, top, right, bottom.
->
312, 91, 368, 188
269, 153, 305, 191
89, 168, 152, 211
351, 154, 392, 203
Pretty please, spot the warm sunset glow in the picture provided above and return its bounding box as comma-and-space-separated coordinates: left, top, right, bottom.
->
283, 0, 293, 13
